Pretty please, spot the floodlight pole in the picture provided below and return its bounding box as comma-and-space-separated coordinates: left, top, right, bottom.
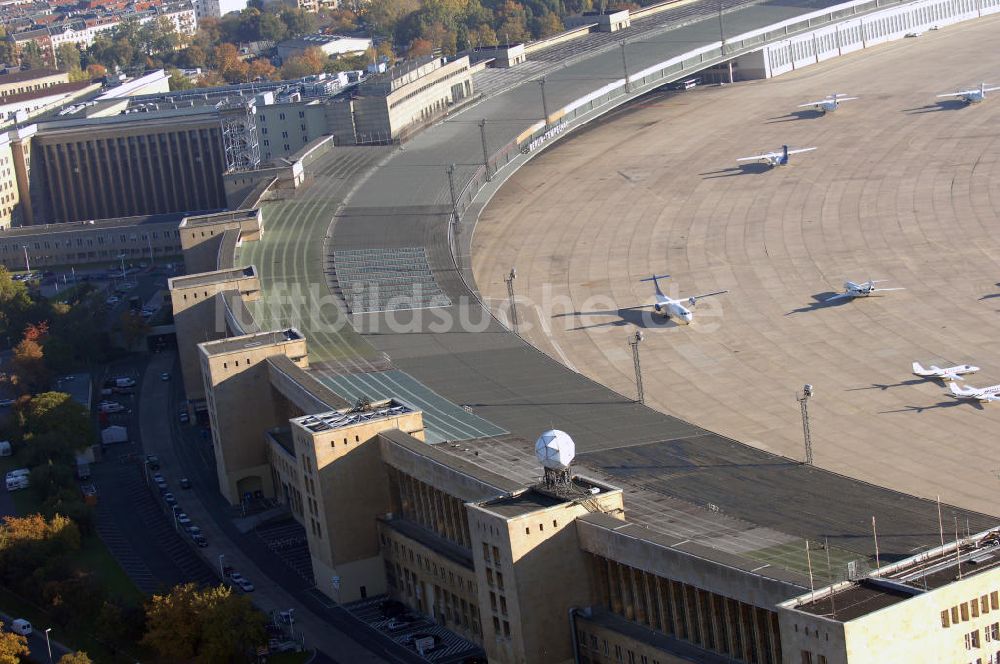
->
620, 40, 631, 93
504, 267, 518, 335
22, 245, 30, 273
538, 78, 550, 126
446, 164, 459, 224
798, 384, 814, 465
479, 119, 492, 181
629, 330, 644, 404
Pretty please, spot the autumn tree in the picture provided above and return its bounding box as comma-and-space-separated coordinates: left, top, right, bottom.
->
496, 0, 531, 43
58, 652, 93, 664
85, 63, 107, 79
119, 310, 151, 349
247, 57, 277, 81
12, 322, 49, 393
281, 46, 326, 78
534, 11, 564, 37
0, 622, 29, 664
407, 38, 434, 58
143, 584, 266, 662
214, 42, 249, 83
0, 265, 33, 339
20, 41, 46, 68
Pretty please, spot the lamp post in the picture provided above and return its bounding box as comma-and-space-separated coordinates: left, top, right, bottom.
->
44, 627, 52, 663
797, 384, 814, 465
504, 267, 518, 335
620, 40, 631, 93
538, 78, 550, 126
22, 245, 29, 273
118, 253, 126, 281
218, 553, 226, 577
287, 608, 295, 640
628, 330, 644, 404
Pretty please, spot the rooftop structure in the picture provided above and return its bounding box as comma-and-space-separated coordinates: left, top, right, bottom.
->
290, 399, 415, 433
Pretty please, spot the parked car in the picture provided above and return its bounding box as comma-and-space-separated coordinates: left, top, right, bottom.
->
160, 372, 170, 381
0, 398, 15, 407
178, 410, 190, 424
105, 296, 119, 306
98, 401, 124, 413
176, 513, 192, 528
163, 492, 176, 507
8, 619, 32, 636
192, 533, 208, 547
236, 578, 254, 593
146, 455, 160, 470
179, 478, 192, 489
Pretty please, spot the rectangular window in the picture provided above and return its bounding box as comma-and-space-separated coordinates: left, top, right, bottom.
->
943, 610, 951, 628
800, 652, 813, 664
963, 604, 971, 621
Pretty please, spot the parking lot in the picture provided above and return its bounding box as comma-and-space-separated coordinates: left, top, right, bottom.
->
345, 596, 485, 664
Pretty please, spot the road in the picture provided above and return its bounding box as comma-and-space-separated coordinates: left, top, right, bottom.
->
141, 350, 426, 663
0, 612, 71, 663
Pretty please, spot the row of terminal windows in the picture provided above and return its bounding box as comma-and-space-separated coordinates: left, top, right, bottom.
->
943, 592, 1000, 627
526, 519, 558, 535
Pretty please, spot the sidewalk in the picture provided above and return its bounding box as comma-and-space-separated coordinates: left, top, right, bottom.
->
138, 351, 413, 663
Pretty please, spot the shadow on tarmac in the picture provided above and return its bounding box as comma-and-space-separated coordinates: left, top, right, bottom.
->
902, 99, 968, 114
553, 307, 679, 330
880, 398, 984, 413
700, 162, 773, 178
846, 378, 927, 391
765, 108, 825, 123
785, 292, 852, 315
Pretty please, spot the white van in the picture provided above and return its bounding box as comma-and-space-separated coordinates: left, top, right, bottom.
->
9, 619, 31, 636
5, 468, 29, 480
5, 475, 28, 491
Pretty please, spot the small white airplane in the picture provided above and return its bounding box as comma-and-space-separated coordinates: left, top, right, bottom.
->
626, 274, 727, 325
737, 145, 816, 168
912, 361, 979, 381
825, 279, 905, 301
799, 93, 858, 113
949, 382, 1000, 403
937, 83, 1000, 104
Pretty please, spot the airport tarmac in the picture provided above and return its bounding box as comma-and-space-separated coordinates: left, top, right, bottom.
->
473, 14, 1000, 515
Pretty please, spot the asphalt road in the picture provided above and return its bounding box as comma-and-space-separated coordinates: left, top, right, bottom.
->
0, 612, 72, 663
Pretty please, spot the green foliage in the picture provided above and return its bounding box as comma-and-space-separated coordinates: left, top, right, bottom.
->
56, 43, 81, 72
167, 67, 196, 90
20, 41, 45, 68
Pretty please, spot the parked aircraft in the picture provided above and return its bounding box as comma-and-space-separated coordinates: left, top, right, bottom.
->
937, 83, 1000, 104
624, 274, 727, 325
799, 93, 858, 113
912, 361, 979, 381
737, 145, 816, 167
825, 279, 904, 301
949, 382, 1000, 402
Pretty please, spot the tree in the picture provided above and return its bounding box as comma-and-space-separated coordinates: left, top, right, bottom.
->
55, 43, 81, 72
12, 322, 49, 393
0, 266, 33, 340
376, 40, 395, 63
20, 40, 46, 68
468, 23, 498, 47
279, 7, 317, 37
119, 310, 150, 349
143, 584, 265, 662
247, 58, 277, 81
214, 43, 249, 83
85, 63, 107, 79
407, 37, 433, 58
167, 67, 195, 90
534, 11, 564, 37
19, 391, 94, 458
495, 0, 531, 43
0, 622, 29, 664
280, 46, 326, 79
58, 653, 93, 664
0, 29, 14, 64
258, 12, 288, 42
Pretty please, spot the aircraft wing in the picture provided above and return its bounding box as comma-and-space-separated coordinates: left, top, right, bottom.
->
874, 287, 905, 292
941, 372, 964, 381
986, 86, 1000, 93
688, 290, 728, 301
737, 153, 773, 162
937, 90, 974, 98
798, 100, 829, 108
786, 147, 817, 155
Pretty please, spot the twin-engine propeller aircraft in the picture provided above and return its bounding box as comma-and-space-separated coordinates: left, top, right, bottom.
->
825, 279, 905, 301
937, 83, 1000, 104
799, 93, 858, 113
949, 382, 1000, 403
622, 274, 727, 325
737, 145, 816, 167
912, 362, 979, 381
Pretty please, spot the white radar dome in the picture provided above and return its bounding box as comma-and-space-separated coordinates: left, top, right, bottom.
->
535, 429, 576, 470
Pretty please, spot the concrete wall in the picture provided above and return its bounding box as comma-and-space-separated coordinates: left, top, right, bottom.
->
169, 267, 260, 404
179, 209, 262, 275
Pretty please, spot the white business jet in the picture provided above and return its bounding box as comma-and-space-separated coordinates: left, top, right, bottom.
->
626, 274, 727, 325
912, 361, 979, 381
825, 279, 904, 301
937, 83, 1000, 104
949, 382, 1000, 403
799, 93, 858, 113
737, 145, 816, 168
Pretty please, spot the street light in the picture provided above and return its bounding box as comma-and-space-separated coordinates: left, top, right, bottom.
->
287, 608, 295, 640
628, 330, 644, 404
44, 627, 52, 663
797, 384, 814, 465
21, 245, 29, 273
218, 553, 226, 577
504, 267, 518, 335
118, 253, 126, 281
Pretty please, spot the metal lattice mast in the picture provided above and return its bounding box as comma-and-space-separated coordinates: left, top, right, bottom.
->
219, 98, 261, 172
629, 330, 644, 404
798, 384, 814, 465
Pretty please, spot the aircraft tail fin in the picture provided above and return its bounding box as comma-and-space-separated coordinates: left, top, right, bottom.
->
640, 274, 670, 296
949, 382, 976, 397
912, 361, 926, 375
782, 144, 789, 161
